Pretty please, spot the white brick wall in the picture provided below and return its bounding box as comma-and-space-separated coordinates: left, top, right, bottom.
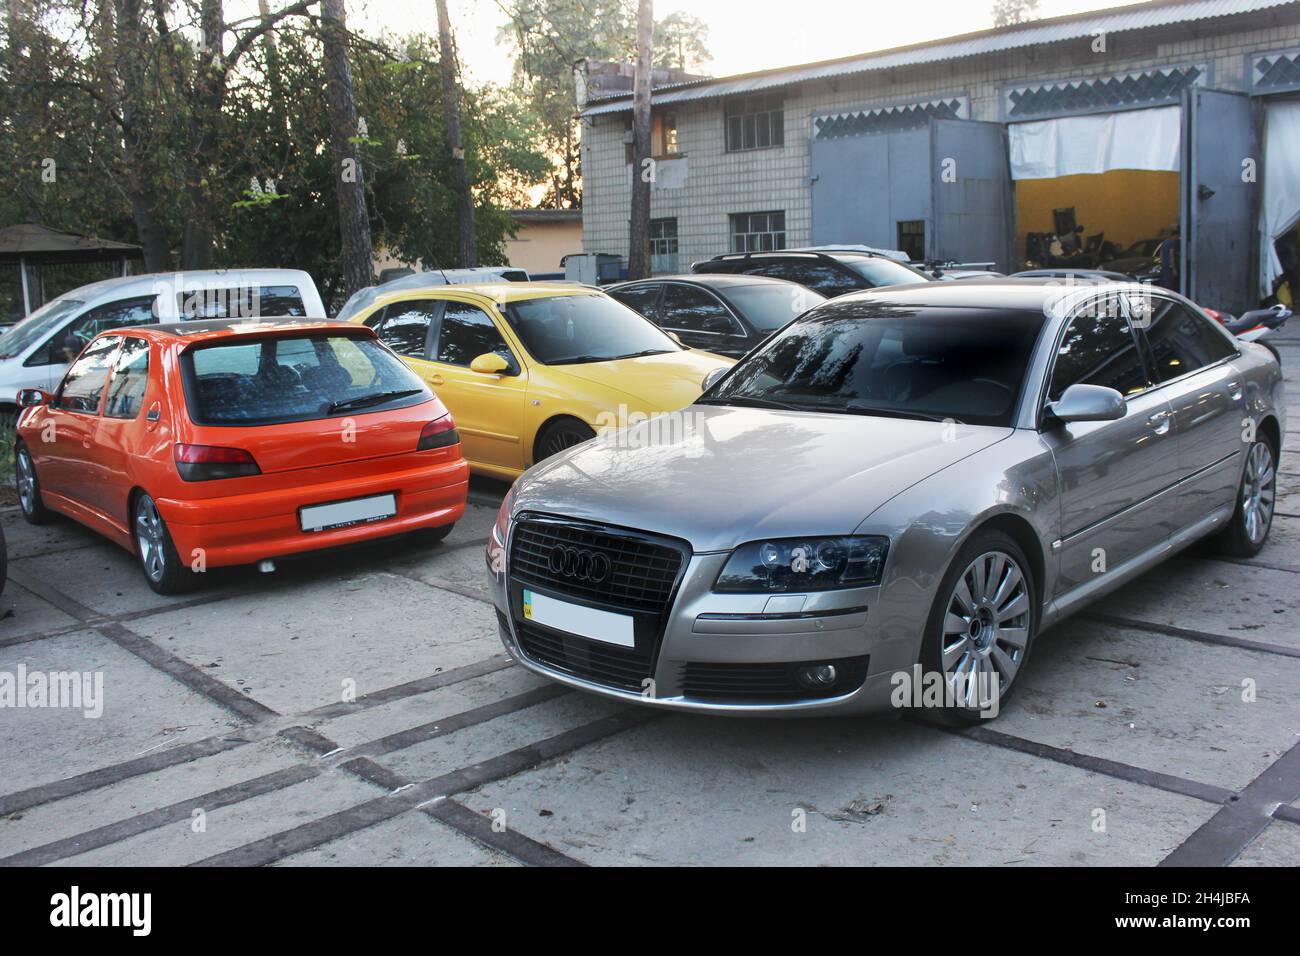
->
581, 12, 1300, 269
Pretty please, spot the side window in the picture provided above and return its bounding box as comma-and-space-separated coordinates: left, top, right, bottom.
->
749, 261, 859, 297
435, 302, 513, 368
1139, 299, 1237, 383
1048, 310, 1149, 403
31, 296, 156, 367
374, 300, 438, 358
103, 337, 151, 419
56, 335, 122, 414
610, 284, 663, 320
660, 285, 739, 334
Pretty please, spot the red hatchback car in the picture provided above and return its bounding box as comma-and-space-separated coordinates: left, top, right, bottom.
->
13, 318, 469, 593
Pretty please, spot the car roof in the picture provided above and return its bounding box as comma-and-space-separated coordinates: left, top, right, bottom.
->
827, 276, 1154, 314
608, 273, 812, 291
42, 269, 314, 307
138, 316, 357, 344
359, 280, 604, 313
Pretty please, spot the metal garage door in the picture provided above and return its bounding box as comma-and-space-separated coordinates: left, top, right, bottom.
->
810, 126, 930, 251
931, 119, 1014, 273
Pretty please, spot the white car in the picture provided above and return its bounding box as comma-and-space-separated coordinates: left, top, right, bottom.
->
0, 269, 324, 408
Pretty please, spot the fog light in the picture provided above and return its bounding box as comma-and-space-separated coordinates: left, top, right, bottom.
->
798, 664, 838, 689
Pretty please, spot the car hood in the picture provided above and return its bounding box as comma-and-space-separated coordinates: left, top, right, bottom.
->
513, 404, 1013, 551
544, 348, 734, 413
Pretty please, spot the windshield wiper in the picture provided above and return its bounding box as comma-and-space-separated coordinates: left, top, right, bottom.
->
842, 403, 956, 423
614, 348, 674, 359
696, 395, 804, 411
548, 354, 608, 365
328, 388, 422, 413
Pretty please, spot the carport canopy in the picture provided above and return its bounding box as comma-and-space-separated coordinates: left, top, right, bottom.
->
1008, 106, 1181, 180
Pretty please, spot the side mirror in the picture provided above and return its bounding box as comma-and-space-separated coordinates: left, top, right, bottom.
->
17, 388, 50, 408
469, 352, 510, 375
1045, 383, 1126, 425
665, 331, 684, 346
701, 366, 729, 392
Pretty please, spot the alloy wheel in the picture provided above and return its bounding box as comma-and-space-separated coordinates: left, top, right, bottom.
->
135, 496, 167, 583
940, 550, 1030, 708
15, 449, 36, 514
1241, 440, 1276, 546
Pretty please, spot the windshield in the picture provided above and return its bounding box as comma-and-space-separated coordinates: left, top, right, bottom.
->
843, 258, 930, 288
502, 293, 681, 365
702, 301, 1044, 427
722, 284, 825, 332
0, 299, 84, 358
182, 333, 428, 426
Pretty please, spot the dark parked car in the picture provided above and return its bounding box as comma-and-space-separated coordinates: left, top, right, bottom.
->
691, 250, 930, 298
606, 275, 824, 357
1105, 238, 1164, 282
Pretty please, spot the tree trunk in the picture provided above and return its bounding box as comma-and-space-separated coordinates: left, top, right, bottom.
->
113, 0, 171, 270
321, 0, 374, 297
436, 0, 475, 267
180, 0, 224, 269
627, 0, 653, 279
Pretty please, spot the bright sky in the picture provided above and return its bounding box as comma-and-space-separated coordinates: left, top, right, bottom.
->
348, 0, 1149, 87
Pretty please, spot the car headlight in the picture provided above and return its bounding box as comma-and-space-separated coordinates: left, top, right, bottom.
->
492, 486, 515, 548
714, 536, 889, 593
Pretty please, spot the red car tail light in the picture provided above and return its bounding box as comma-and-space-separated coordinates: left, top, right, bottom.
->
174, 443, 262, 481
418, 415, 460, 451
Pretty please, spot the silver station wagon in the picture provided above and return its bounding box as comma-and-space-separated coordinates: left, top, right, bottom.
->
486, 280, 1284, 722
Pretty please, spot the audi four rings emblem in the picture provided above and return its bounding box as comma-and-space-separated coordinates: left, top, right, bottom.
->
549, 545, 611, 583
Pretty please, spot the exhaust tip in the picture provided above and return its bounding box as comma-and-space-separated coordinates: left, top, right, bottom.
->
258, 560, 276, 574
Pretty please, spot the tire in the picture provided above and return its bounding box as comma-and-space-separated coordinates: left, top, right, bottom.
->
917, 529, 1037, 725
414, 522, 455, 545
534, 417, 596, 463
14, 443, 56, 525
1214, 434, 1278, 558
133, 492, 199, 595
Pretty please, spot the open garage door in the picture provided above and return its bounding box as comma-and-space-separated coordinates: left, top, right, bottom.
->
930, 119, 1013, 272
1182, 89, 1259, 315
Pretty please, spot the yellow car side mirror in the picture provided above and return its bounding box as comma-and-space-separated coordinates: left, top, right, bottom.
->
470, 352, 510, 375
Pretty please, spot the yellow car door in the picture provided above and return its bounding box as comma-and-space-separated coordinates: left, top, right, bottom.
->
426, 297, 528, 477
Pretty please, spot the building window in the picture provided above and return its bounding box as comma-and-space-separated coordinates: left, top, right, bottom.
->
650, 218, 679, 274
626, 115, 682, 163
897, 220, 925, 262
730, 211, 786, 253
725, 93, 784, 151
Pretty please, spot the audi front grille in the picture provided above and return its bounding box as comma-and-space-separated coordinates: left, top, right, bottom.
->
508, 516, 686, 614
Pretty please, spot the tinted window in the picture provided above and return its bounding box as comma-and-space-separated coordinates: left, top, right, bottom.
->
56, 335, 121, 413
721, 283, 825, 332
609, 285, 662, 319
375, 300, 437, 358
706, 303, 1042, 427
1048, 310, 1150, 402
184, 334, 427, 426
1140, 300, 1236, 382
435, 303, 512, 367
502, 294, 679, 365
748, 261, 861, 297
35, 296, 155, 367
661, 285, 737, 334
842, 258, 930, 288
177, 285, 306, 319
104, 337, 150, 419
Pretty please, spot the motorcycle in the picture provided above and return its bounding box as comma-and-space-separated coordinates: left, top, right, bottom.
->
1203, 303, 1290, 362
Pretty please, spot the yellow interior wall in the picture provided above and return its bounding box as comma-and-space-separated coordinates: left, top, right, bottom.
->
1013, 169, 1180, 264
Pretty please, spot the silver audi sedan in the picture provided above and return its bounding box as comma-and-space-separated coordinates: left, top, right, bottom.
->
485, 280, 1284, 722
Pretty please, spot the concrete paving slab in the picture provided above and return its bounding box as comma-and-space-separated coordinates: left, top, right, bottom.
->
441, 504, 496, 548
0, 734, 303, 857
57, 768, 381, 866
315, 663, 549, 749
467, 715, 1217, 866
1, 508, 102, 560
1100, 558, 1300, 651
125, 570, 502, 716
0, 579, 79, 639
384, 542, 493, 599
1230, 820, 1300, 866
378, 691, 628, 783
0, 629, 243, 794
275, 809, 517, 866
998, 618, 1300, 791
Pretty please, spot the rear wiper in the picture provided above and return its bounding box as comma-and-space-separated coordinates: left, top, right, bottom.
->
328, 388, 422, 413
843, 403, 955, 423
696, 395, 803, 411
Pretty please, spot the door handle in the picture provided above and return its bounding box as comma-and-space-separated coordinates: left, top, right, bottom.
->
1226, 380, 1243, 401
1148, 410, 1172, 436
428, 373, 444, 386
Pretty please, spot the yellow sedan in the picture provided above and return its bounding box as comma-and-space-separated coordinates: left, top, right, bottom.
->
345, 281, 735, 480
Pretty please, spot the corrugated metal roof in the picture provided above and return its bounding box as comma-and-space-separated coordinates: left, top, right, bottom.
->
580, 0, 1298, 115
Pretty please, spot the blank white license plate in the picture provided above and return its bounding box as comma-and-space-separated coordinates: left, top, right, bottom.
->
300, 493, 397, 532
522, 589, 635, 648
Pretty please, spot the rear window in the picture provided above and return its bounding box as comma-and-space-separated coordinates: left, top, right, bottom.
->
182, 333, 428, 426
177, 285, 306, 320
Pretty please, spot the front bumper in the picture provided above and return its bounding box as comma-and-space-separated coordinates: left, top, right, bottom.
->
487, 526, 902, 716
